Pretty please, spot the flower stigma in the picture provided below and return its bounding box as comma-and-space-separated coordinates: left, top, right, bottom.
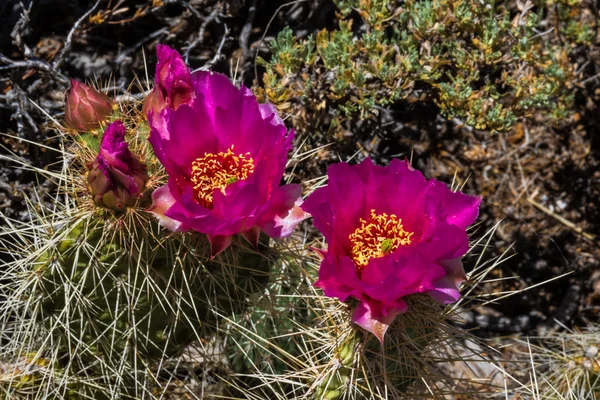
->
349, 209, 413, 275
190, 146, 255, 208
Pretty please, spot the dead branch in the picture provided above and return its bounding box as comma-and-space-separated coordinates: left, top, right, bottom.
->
10, 1, 34, 58
0, 53, 69, 85
52, 0, 103, 70
184, 8, 221, 64
239, 0, 257, 61
194, 24, 229, 72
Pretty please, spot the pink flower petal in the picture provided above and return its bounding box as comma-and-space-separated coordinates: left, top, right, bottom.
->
314, 256, 363, 302
418, 223, 470, 262
240, 226, 261, 248
360, 253, 446, 303
155, 44, 194, 109
258, 102, 285, 127
427, 258, 466, 304
148, 185, 189, 232
426, 180, 481, 230
207, 234, 233, 257
352, 298, 407, 343
302, 162, 367, 245
259, 184, 309, 239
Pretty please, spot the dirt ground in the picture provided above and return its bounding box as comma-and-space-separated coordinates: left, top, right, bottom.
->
1, 0, 599, 389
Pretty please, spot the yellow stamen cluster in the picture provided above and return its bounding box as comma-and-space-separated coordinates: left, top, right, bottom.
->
190, 147, 255, 209
349, 209, 413, 275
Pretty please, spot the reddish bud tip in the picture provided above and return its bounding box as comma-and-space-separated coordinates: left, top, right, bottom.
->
64, 79, 113, 131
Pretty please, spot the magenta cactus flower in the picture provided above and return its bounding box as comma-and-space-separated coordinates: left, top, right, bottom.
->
301, 159, 481, 342
64, 79, 113, 131
147, 46, 307, 255
87, 120, 148, 210
142, 44, 194, 117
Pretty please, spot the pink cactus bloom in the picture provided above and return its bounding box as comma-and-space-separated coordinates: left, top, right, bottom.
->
142, 44, 194, 117
64, 79, 113, 131
301, 159, 481, 342
87, 120, 148, 210
147, 46, 307, 255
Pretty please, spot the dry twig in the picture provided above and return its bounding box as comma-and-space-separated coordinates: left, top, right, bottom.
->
193, 24, 230, 72
527, 196, 596, 243
52, 0, 103, 70
239, 0, 257, 62
184, 8, 221, 64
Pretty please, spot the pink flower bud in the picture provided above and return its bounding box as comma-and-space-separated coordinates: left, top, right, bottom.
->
87, 121, 148, 210
64, 79, 113, 131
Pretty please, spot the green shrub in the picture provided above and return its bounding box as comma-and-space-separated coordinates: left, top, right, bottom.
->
257, 0, 589, 137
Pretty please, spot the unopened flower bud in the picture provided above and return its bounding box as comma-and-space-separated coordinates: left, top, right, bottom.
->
87, 120, 148, 210
65, 79, 113, 131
